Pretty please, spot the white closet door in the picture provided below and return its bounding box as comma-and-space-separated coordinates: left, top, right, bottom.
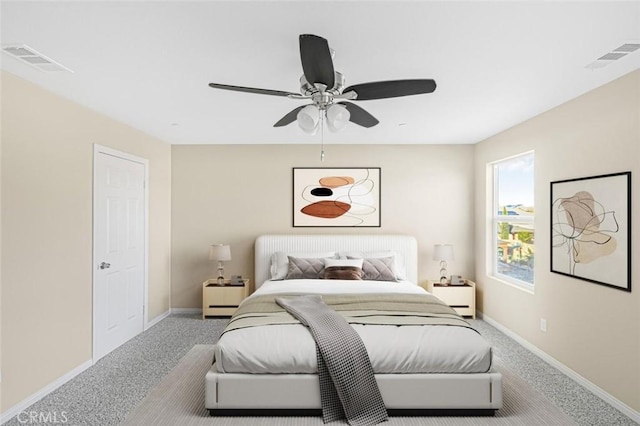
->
94, 150, 146, 361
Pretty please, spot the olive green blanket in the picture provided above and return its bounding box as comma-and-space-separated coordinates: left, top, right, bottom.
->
222, 292, 473, 334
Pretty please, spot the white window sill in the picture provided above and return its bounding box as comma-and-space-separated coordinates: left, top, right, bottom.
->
489, 274, 535, 295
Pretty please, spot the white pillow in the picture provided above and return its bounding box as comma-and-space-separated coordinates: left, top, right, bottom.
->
270, 251, 336, 280
340, 251, 407, 280
324, 258, 364, 269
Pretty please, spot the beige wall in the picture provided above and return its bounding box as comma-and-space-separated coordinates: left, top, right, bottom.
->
474, 70, 640, 411
0, 71, 172, 411
171, 144, 475, 308
3, 65, 637, 415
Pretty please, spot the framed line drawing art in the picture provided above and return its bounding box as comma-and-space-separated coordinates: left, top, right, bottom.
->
550, 171, 631, 292
293, 167, 381, 227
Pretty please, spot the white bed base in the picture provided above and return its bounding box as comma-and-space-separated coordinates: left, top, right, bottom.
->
206, 234, 503, 415
205, 365, 502, 414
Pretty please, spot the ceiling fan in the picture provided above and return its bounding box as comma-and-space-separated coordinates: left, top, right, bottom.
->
208, 34, 437, 133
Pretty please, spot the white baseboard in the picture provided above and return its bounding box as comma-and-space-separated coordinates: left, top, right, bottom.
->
171, 308, 202, 315
0, 359, 93, 425
146, 309, 170, 329
478, 311, 640, 423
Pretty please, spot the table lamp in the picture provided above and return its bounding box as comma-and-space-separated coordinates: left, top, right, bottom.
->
210, 244, 231, 285
433, 244, 454, 285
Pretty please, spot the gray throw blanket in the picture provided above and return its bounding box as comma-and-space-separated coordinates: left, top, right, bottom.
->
276, 295, 388, 426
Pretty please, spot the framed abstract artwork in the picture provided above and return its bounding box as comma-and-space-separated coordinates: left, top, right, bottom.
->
293, 167, 381, 227
550, 171, 631, 292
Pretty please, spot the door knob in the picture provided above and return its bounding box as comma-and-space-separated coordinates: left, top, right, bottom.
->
99, 262, 111, 270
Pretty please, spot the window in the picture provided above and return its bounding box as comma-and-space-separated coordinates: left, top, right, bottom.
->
491, 152, 534, 289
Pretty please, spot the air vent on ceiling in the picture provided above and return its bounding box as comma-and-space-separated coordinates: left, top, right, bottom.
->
1, 44, 73, 73
585, 41, 640, 70
614, 43, 640, 53
598, 52, 627, 61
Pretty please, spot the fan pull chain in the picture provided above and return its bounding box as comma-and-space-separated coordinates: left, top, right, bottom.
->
320, 109, 325, 162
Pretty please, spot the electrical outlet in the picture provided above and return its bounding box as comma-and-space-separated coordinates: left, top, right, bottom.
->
540, 318, 547, 332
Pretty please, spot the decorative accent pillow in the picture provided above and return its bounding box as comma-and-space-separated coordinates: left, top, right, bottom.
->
285, 256, 327, 280
348, 256, 397, 282
324, 258, 364, 269
324, 266, 364, 280
270, 251, 336, 280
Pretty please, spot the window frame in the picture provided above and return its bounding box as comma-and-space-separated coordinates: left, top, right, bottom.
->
490, 152, 535, 291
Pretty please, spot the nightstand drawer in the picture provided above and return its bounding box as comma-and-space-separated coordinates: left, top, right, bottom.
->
202, 279, 250, 318
432, 286, 473, 307
422, 280, 476, 319
204, 306, 238, 316
205, 286, 245, 306
452, 307, 474, 317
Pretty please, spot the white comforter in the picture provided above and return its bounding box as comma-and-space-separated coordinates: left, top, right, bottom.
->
214, 279, 492, 374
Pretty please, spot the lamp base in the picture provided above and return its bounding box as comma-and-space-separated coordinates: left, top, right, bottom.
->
217, 262, 225, 286
218, 262, 224, 285
439, 261, 448, 286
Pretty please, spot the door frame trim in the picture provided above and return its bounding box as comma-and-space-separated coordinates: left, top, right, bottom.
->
92, 144, 150, 364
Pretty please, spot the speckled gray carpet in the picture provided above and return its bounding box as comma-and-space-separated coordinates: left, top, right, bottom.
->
2, 316, 637, 426
121, 344, 577, 425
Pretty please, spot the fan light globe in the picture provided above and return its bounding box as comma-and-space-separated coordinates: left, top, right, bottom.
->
326, 104, 350, 132
297, 105, 320, 134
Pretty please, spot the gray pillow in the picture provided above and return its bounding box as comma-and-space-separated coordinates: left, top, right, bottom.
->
285, 256, 326, 280
270, 251, 336, 280
349, 256, 397, 282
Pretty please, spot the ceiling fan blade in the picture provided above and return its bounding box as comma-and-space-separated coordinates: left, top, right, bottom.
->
299, 34, 335, 88
339, 101, 379, 128
273, 105, 308, 127
343, 79, 436, 101
209, 83, 298, 97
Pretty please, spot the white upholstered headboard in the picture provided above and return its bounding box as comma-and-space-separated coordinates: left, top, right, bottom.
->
255, 234, 418, 288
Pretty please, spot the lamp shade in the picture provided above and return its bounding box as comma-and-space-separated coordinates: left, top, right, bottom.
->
297, 105, 320, 134
326, 103, 350, 132
433, 244, 454, 262
209, 244, 231, 261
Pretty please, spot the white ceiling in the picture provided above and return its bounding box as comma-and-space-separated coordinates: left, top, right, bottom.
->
1, 1, 639, 145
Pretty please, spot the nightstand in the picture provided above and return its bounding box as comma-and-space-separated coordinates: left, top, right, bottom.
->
202, 279, 249, 318
422, 279, 476, 319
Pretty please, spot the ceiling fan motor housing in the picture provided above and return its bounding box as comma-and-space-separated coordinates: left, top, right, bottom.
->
300, 72, 346, 109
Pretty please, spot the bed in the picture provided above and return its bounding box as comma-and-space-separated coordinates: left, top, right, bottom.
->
205, 234, 502, 416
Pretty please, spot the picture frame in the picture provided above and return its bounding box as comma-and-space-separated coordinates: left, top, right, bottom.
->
550, 171, 631, 292
292, 167, 381, 227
